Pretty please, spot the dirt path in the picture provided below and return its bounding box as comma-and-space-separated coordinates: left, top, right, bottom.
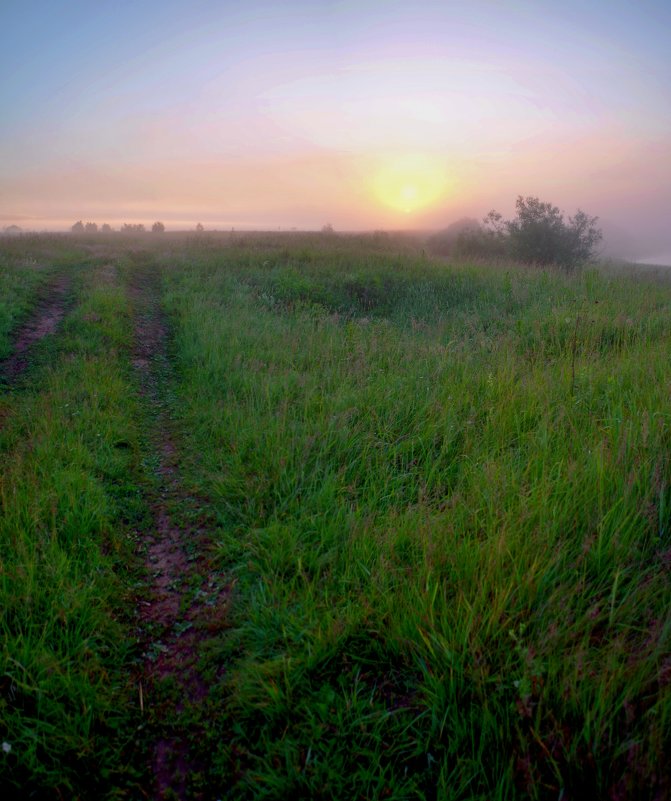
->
128, 264, 230, 800
0, 271, 72, 384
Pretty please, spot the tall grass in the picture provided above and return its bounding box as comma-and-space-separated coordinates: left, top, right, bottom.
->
2, 232, 670, 798
161, 241, 671, 798
0, 255, 50, 363
0, 262, 146, 795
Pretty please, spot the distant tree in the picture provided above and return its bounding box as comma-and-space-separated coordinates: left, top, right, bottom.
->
3, 224, 22, 235
85, 221, 98, 233
482, 210, 507, 237
101, 223, 112, 233
122, 223, 145, 232
454, 224, 509, 260
428, 217, 481, 256
506, 196, 602, 269
437, 197, 602, 269
71, 220, 85, 233
322, 223, 334, 233
152, 221, 165, 233
563, 208, 604, 266
196, 222, 204, 232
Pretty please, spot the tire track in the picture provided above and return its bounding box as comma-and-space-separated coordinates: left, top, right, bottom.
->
0, 271, 72, 385
128, 262, 231, 800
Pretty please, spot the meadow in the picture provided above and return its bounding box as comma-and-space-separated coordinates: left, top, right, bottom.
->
1, 231, 670, 799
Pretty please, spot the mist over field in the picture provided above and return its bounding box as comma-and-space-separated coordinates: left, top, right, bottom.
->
2, 0, 670, 262
3, 2, 671, 799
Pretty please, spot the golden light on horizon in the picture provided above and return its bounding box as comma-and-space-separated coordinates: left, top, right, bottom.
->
372, 154, 450, 215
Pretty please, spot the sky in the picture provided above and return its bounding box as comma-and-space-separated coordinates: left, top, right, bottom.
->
1, 0, 670, 259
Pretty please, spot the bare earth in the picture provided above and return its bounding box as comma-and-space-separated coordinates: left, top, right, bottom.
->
129, 268, 231, 800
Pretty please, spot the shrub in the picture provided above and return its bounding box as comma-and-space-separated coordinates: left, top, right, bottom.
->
435, 197, 603, 270
506, 196, 602, 270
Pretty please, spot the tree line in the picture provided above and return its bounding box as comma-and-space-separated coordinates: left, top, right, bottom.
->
71, 221, 166, 233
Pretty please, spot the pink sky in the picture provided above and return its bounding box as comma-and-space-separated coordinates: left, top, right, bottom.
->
2, 1, 670, 260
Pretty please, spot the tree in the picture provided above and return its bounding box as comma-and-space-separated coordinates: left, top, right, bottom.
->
85, 221, 98, 233
506, 196, 602, 269
439, 197, 602, 269
71, 220, 84, 233
322, 223, 334, 233
564, 209, 603, 266
122, 223, 145, 232
152, 221, 165, 233
196, 222, 204, 232
101, 223, 112, 233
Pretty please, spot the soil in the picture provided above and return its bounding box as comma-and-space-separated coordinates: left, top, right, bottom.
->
129, 267, 230, 800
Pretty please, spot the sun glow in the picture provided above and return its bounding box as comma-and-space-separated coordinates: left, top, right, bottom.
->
372, 155, 450, 215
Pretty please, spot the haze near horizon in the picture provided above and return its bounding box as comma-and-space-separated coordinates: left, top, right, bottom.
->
2, 0, 670, 261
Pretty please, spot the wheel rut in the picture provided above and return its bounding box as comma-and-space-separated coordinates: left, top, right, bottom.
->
0, 271, 72, 385
128, 264, 231, 800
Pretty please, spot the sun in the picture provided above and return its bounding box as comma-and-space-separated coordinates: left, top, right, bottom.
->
400, 184, 418, 212
372, 155, 450, 215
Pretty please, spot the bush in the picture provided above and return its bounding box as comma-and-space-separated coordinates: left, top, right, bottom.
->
435, 197, 602, 270
507, 196, 602, 270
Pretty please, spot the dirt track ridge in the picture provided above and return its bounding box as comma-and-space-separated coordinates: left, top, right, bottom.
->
0, 272, 72, 384
128, 263, 230, 800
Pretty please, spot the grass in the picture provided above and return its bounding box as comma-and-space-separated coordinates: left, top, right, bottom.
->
0, 238, 64, 362
2, 232, 671, 798
0, 258, 147, 796
161, 238, 671, 799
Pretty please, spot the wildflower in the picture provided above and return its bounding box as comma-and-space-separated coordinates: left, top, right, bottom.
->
2, 742, 11, 754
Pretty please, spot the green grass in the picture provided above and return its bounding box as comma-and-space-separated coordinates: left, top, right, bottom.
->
0, 247, 52, 363
2, 232, 671, 798
160, 238, 671, 799
0, 259, 147, 796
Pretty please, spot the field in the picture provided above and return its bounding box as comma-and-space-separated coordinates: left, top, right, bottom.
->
1, 232, 670, 800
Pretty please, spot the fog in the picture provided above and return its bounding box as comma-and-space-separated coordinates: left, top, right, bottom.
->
2, 2, 669, 265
